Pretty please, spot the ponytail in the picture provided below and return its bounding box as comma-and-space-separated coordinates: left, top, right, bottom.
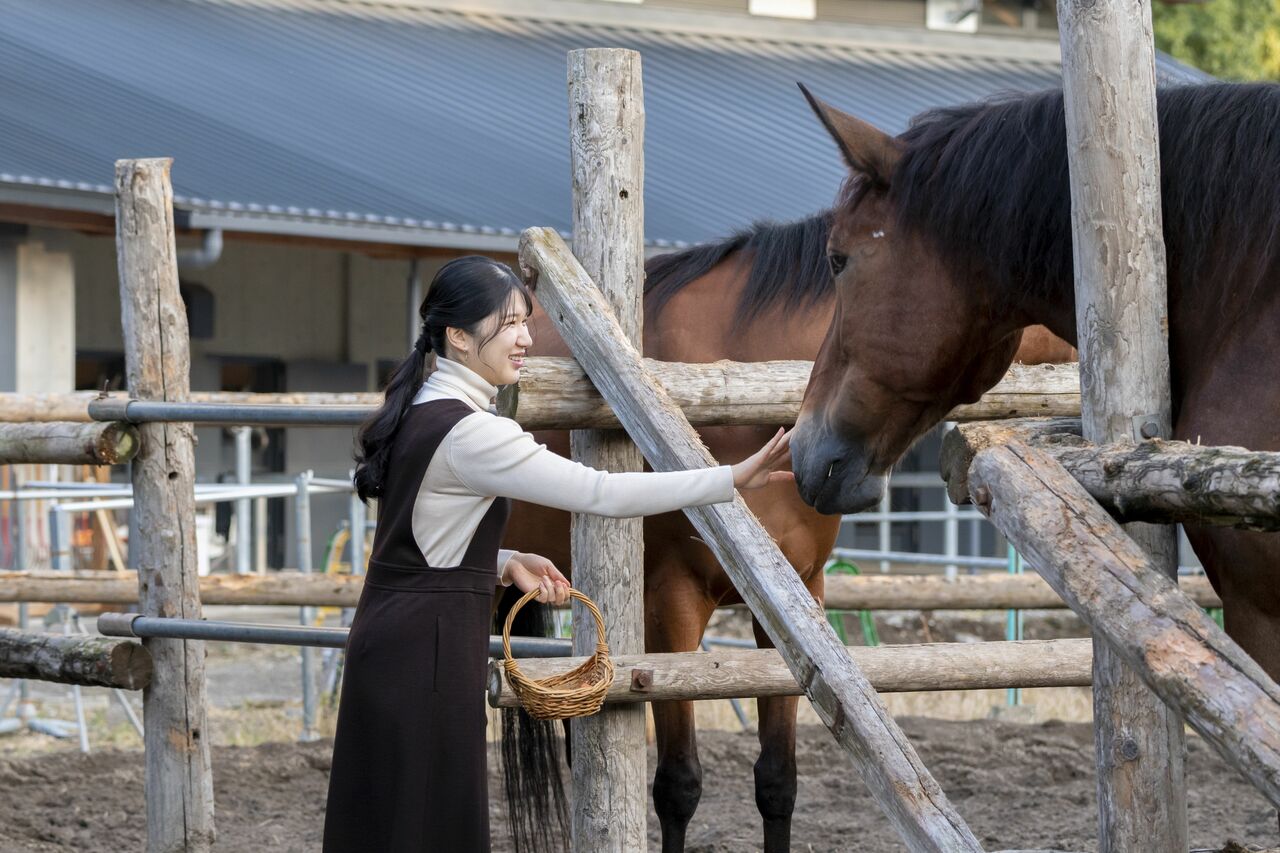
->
352, 255, 531, 503
353, 344, 428, 502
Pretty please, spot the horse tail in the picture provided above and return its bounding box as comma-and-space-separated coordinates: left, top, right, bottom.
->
495, 584, 570, 853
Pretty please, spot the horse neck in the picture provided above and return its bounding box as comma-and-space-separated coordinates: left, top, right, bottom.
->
1001, 275, 1079, 350
642, 254, 834, 363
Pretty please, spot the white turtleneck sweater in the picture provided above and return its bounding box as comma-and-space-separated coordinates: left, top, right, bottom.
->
408, 357, 737, 584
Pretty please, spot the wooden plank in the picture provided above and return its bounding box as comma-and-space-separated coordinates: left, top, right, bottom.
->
95, 509, 129, 572
0, 627, 151, 689
489, 637, 1093, 706
0, 421, 139, 465
566, 48, 647, 853
970, 442, 1280, 811
941, 419, 1280, 531
115, 157, 215, 852
520, 226, 983, 852
0, 359, 1080, 428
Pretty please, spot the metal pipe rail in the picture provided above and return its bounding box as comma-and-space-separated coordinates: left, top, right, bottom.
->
88, 398, 371, 427
53, 481, 350, 514
96, 613, 572, 658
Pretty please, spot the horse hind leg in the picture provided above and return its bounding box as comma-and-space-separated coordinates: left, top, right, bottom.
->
752, 619, 800, 853
647, 575, 716, 853
652, 699, 702, 853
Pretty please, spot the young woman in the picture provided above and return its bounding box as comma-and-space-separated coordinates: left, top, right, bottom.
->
322, 255, 793, 852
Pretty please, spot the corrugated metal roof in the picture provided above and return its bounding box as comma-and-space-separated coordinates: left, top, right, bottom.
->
0, 0, 1209, 248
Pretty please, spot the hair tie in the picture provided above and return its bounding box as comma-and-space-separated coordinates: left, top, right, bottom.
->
414, 331, 432, 355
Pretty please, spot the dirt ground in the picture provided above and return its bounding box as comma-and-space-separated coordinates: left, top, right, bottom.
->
0, 719, 1275, 852
0, 607, 1275, 852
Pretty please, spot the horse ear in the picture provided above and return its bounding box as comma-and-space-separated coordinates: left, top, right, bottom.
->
798, 83, 901, 187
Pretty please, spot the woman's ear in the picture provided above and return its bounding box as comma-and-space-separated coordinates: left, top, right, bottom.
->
445, 326, 470, 356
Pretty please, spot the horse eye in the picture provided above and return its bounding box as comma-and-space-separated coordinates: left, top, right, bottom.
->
828, 253, 849, 277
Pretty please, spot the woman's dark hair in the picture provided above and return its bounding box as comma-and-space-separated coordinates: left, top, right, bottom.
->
353, 255, 533, 501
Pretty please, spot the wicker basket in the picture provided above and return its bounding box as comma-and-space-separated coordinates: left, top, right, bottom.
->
501, 588, 614, 720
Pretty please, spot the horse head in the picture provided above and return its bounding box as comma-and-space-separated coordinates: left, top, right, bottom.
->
791, 87, 1025, 514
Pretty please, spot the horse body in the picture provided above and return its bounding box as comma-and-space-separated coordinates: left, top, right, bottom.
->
793, 82, 1280, 677
505, 209, 1073, 849
509, 245, 838, 853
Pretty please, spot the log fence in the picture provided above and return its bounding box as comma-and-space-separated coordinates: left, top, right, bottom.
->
0, 41, 1274, 853
0, 358, 1080, 429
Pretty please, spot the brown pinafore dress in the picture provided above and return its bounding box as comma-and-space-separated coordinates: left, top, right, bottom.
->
323, 399, 507, 852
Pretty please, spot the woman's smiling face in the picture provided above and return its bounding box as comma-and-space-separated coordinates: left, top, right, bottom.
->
458, 294, 533, 386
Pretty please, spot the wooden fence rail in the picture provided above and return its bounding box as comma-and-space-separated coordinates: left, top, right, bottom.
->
489, 637, 1093, 707
0, 627, 151, 689
0, 422, 139, 465
0, 359, 1080, 430
0, 570, 1222, 611
942, 419, 1280, 531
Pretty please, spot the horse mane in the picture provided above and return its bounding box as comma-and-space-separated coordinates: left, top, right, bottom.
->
871, 82, 1280, 324
644, 212, 834, 330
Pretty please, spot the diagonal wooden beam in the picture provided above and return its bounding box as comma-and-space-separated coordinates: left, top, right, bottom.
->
970, 441, 1280, 810
519, 226, 983, 853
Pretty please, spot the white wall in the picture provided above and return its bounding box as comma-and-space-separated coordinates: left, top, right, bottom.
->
68, 230, 442, 379
0, 235, 75, 393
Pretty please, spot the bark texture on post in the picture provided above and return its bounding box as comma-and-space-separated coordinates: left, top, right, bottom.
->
521, 227, 982, 852
970, 442, 1280, 810
0, 421, 139, 465
942, 419, 1280, 531
1057, 0, 1185, 844
564, 48, 648, 853
0, 627, 152, 689
115, 157, 214, 852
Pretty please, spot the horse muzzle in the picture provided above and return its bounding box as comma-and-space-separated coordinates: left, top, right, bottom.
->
790, 420, 886, 515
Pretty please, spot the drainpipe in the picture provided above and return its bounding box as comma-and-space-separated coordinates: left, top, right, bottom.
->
407, 258, 422, 351
177, 228, 223, 270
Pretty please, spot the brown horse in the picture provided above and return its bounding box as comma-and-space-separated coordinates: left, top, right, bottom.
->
500, 209, 1073, 851
791, 83, 1280, 685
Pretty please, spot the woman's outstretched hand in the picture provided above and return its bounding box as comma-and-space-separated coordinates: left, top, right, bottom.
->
504, 552, 571, 605
731, 427, 796, 491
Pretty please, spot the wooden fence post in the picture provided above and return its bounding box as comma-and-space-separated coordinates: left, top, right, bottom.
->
565, 48, 648, 852
1056, 0, 1186, 845
115, 158, 214, 852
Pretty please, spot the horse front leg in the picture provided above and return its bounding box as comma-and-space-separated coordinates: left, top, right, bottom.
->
647, 574, 715, 853
752, 619, 799, 853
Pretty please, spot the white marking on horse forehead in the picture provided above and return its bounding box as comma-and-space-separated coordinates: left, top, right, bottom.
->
872, 230, 885, 239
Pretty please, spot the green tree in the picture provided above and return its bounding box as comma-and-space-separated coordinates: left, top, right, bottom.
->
1152, 0, 1280, 80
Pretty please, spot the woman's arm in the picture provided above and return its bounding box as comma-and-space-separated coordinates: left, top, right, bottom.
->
446, 414, 736, 518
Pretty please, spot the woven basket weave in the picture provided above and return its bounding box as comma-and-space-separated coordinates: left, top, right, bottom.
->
501, 588, 614, 720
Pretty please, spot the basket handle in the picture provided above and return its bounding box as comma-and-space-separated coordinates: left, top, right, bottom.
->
502, 587, 609, 664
